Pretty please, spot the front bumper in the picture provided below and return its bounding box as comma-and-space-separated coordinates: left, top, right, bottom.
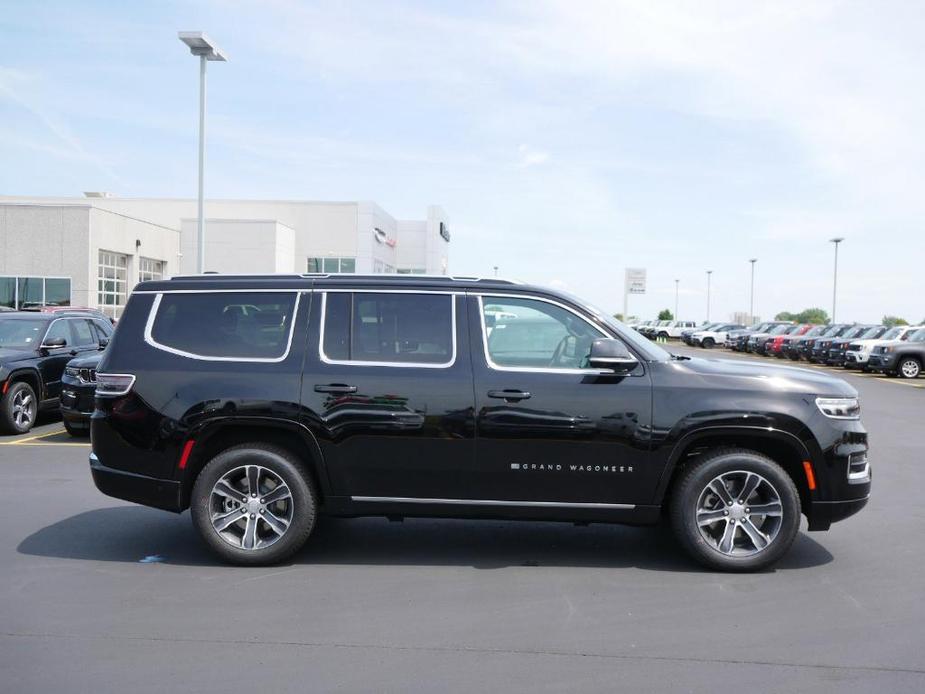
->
807, 496, 870, 531
60, 383, 96, 428
867, 353, 897, 371
844, 351, 868, 368
89, 452, 182, 513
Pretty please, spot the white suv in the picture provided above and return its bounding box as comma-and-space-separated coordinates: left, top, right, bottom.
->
845, 325, 923, 370
691, 323, 745, 348
653, 320, 698, 340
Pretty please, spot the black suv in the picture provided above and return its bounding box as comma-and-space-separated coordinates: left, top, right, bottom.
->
89, 275, 871, 571
0, 311, 112, 434
60, 351, 104, 435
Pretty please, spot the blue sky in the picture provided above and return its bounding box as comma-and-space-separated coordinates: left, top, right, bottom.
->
1, 0, 922, 323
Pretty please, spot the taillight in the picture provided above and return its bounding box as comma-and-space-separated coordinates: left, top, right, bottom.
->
95, 373, 136, 397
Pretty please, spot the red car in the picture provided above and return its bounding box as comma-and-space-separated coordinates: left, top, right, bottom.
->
769, 324, 813, 357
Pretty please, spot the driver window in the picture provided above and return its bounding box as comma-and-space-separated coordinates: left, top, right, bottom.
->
43, 320, 70, 346
481, 296, 605, 369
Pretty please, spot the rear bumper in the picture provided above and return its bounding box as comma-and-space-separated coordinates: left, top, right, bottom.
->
89, 452, 182, 513
807, 496, 870, 531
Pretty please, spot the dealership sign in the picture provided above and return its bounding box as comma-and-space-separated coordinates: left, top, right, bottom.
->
625, 268, 646, 294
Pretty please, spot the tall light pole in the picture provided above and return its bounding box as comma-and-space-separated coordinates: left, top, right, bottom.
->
830, 237, 844, 322
179, 32, 227, 274
674, 279, 680, 319
706, 270, 712, 322
749, 258, 757, 323
493, 265, 498, 278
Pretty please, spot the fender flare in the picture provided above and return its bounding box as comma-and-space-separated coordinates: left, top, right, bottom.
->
652, 424, 815, 505
3, 367, 45, 400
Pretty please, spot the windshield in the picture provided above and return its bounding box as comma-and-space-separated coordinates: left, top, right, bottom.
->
858, 326, 885, 339
843, 326, 868, 339
804, 325, 827, 337
909, 329, 925, 343
769, 325, 791, 335
821, 325, 842, 337
0, 319, 46, 349
881, 327, 903, 340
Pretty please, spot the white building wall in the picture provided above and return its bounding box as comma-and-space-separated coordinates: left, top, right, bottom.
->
179, 219, 296, 274
90, 207, 180, 289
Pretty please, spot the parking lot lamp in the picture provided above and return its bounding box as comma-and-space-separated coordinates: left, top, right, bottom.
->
706, 270, 712, 322
830, 237, 844, 322
674, 279, 679, 319
749, 259, 757, 323
178, 32, 227, 274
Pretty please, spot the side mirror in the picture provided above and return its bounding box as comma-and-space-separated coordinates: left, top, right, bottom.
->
588, 338, 638, 372
98, 338, 110, 349
41, 336, 67, 349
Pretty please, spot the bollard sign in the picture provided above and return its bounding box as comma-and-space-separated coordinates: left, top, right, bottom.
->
625, 268, 646, 295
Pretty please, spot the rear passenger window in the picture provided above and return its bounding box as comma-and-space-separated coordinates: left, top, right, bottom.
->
150, 292, 298, 360
70, 319, 96, 347
322, 292, 454, 365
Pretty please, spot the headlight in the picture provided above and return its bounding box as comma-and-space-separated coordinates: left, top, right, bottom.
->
883, 346, 894, 353
65, 367, 79, 377
816, 397, 860, 420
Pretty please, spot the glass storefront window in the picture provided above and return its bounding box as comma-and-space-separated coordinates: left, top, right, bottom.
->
307, 257, 356, 274
0, 276, 71, 309
44, 278, 71, 306
0, 277, 14, 309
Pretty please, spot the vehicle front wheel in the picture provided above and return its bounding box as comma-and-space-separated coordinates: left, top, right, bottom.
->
702, 337, 715, 349
670, 448, 801, 572
191, 443, 317, 565
1, 381, 37, 435
898, 357, 921, 379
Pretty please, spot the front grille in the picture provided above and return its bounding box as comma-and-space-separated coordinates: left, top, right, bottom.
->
848, 452, 870, 483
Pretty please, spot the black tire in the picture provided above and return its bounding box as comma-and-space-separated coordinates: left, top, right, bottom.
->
658, 331, 669, 340
190, 443, 317, 566
670, 448, 801, 572
63, 420, 89, 437
897, 357, 921, 379
702, 337, 715, 349
1, 381, 37, 435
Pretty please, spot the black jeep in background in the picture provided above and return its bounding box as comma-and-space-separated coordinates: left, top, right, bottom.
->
0, 312, 112, 434
88, 274, 870, 572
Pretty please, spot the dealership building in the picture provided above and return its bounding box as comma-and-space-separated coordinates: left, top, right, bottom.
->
0, 194, 450, 317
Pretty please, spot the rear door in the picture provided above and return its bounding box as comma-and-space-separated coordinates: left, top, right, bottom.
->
469, 293, 653, 506
300, 288, 476, 501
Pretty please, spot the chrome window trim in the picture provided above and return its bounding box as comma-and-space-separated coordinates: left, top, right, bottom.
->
143, 291, 302, 363
475, 293, 614, 375
351, 496, 634, 510
318, 290, 458, 369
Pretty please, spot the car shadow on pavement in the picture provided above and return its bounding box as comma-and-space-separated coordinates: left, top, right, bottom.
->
17, 506, 834, 572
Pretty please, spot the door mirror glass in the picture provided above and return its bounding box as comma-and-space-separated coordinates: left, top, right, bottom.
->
42, 336, 67, 349
98, 337, 109, 349
588, 338, 637, 371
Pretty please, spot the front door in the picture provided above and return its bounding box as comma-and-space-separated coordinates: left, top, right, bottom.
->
469, 293, 653, 506
301, 289, 476, 501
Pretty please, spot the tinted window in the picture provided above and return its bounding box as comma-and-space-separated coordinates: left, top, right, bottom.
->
93, 319, 113, 339
69, 319, 95, 347
151, 292, 297, 359
44, 320, 70, 345
0, 318, 46, 349
322, 292, 453, 365
482, 296, 605, 369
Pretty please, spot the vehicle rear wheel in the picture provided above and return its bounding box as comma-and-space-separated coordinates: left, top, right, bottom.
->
670, 448, 801, 572
658, 331, 669, 340
898, 357, 921, 379
702, 337, 715, 349
1, 382, 37, 435
191, 443, 317, 565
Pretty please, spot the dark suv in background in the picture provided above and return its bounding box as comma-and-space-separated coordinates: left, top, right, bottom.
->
0, 311, 112, 434
868, 328, 925, 378
89, 274, 870, 572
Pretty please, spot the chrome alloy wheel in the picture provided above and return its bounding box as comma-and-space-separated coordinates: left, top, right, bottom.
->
12, 389, 35, 430
209, 465, 293, 550
900, 359, 920, 379
695, 470, 783, 557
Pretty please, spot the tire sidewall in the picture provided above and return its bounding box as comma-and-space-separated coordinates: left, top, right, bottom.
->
2, 381, 37, 434
190, 445, 316, 565
671, 450, 801, 572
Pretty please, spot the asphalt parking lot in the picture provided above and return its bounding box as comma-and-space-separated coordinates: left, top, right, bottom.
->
1, 346, 923, 693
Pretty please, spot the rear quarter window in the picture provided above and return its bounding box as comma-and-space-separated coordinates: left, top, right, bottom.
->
148, 292, 298, 360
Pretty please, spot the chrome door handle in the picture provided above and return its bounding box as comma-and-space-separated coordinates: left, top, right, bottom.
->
314, 384, 358, 394
487, 389, 531, 402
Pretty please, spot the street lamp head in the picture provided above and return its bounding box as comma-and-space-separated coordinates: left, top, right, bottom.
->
178, 32, 228, 61
830, 237, 845, 244
749, 258, 757, 264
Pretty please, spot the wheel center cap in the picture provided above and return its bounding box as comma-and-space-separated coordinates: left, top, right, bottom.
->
729, 503, 746, 520
247, 498, 262, 513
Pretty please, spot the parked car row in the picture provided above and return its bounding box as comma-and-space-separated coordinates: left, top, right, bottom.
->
633, 320, 698, 340
722, 321, 925, 380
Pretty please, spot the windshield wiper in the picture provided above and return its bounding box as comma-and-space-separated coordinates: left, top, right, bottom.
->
670, 353, 691, 361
